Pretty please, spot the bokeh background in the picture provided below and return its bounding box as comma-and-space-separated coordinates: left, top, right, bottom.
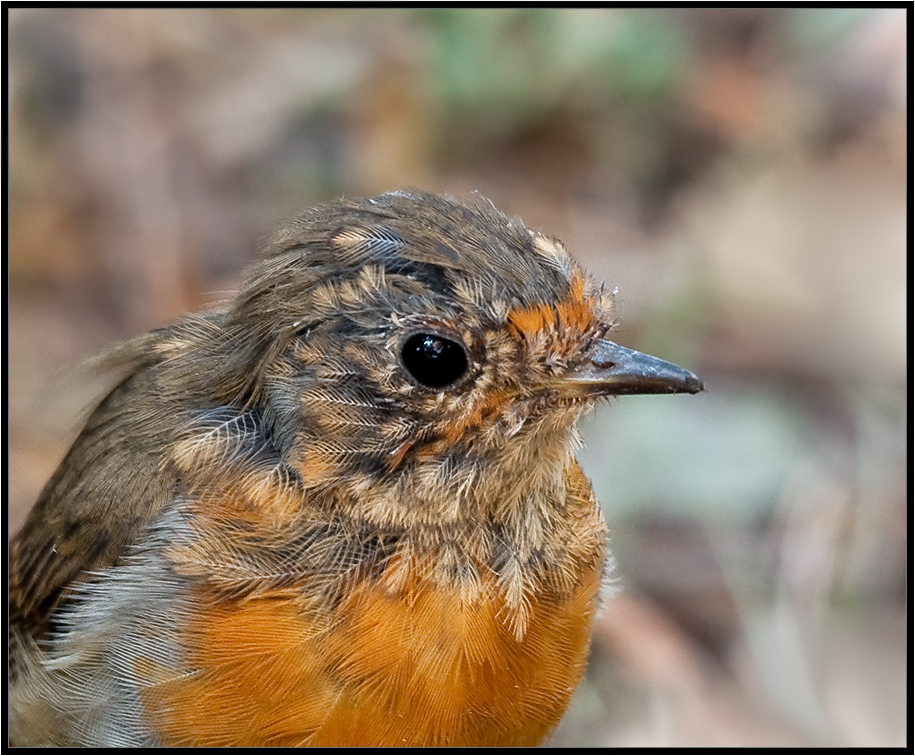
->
7, 8, 908, 747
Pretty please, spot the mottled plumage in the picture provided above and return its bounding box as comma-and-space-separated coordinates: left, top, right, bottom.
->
9, 190, 702, 746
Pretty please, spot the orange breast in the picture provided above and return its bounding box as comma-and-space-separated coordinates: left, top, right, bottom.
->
145, 556, 601, 747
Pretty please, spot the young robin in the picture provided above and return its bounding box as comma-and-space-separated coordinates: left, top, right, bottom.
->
8, 190, 702, 747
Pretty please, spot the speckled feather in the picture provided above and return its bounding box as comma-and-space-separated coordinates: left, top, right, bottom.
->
8, 191, 632, 747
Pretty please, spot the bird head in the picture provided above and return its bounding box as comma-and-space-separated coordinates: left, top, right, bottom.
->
168, 191, 702, 528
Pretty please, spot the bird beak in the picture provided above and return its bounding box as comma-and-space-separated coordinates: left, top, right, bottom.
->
562, 339, 704, 396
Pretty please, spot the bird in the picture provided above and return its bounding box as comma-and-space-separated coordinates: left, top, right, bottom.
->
8, 190, 703, 747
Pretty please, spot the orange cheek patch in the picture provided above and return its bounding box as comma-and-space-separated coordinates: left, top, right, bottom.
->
507, 272, 599, 341
418, 388, 516, 454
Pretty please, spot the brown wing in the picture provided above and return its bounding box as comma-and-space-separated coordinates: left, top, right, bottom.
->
9, 335, 180, 656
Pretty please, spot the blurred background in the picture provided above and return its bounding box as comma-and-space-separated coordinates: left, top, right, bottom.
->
7, 8, 907, 747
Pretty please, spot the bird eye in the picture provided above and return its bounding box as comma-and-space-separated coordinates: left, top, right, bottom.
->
401, 333, 469, 388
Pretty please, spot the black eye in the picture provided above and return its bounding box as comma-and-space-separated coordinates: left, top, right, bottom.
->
401, 333, 469, 388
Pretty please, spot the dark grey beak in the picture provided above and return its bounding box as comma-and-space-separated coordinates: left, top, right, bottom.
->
564, 339, 704, 396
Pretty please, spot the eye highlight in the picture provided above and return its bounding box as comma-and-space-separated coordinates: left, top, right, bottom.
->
401, 333, 469, 388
